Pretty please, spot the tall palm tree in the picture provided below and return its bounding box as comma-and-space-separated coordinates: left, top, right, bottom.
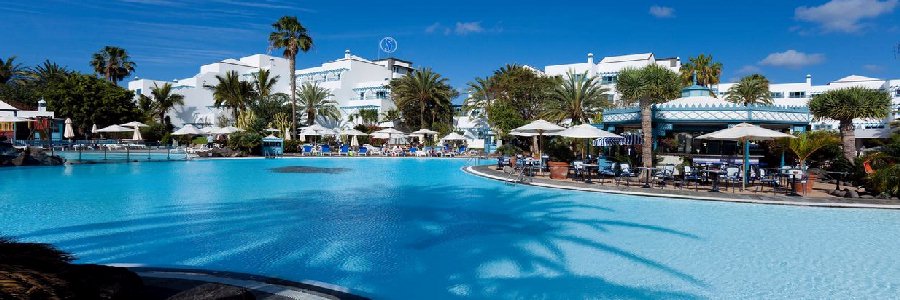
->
725, 74, 773, 106
90, 46, 136, 82
28, 60, 70, 84
204, 71, 256, 119
0, 56, 26, 84
809, 87, 891, 162
543, 70, 610, 124
150, 83, 185, 123
464, 76, 494, 119
388, 68, 458, 129
296, 82, 340, 125
679, 54, 722, 87
268, 16, 313, 138
616, 64, 682, 173
251, 68, 279, 97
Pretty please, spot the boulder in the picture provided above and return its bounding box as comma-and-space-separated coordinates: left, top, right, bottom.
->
11, 152, 41, 166
829, 189, 846, 197
844, 189, 860, 198
167, 283, 255, 300
860, 194, 874, 199
58, 264, 144, 300
876, 193, 891, 200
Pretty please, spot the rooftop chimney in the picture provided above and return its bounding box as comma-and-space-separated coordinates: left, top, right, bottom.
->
806, 74, 812, 85
38, 98, 46, 112
587, 53, 594, 64
345, 49, 351, 59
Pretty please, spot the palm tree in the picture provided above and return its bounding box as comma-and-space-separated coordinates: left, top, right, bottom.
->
90, 46, 136, 82
0, 56, 26, 84
725, 74, 773, 106
782, 130, 840, 169
251, 68, 279, 97
388, 68, 458, 129
28, 60, 70, 84
808, 87, 891, 162
149, 83, 185, 123
543, 70, 610, 124
679, 54, 722, 87
296, 82, 340, 125
464, 76, 494, 119
268, 16, 313, 138
204, 71, 256, 119
349, 108, 379, 125
616, 64, 682, 173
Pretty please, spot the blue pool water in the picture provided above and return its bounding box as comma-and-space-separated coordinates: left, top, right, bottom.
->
2, 158, 899, 299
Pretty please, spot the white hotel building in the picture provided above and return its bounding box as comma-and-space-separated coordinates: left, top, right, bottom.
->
127, 50, 412, 129
542, 53, 900, 137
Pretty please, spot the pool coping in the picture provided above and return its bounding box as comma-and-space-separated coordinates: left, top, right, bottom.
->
108, 265, 369, 300
463, 165, 900, 210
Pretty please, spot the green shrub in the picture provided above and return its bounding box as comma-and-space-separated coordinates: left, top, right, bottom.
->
284, 139, 303, 153
227, 131, 262, 154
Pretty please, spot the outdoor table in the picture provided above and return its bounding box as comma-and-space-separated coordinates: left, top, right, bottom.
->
701, 169, 725, 192
825, 171, 848, 192
635, 167, 657, 188
582, 164, 599, 183
785, 169, 803, 197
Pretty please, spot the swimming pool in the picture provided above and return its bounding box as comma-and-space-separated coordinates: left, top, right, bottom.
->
2, 158, 899, 299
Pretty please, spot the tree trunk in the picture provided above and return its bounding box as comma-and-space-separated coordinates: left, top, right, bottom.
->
307, 109, 314, 126
640, 102, 653, 177
290, 57, 297, 138
420, 100, 426, 129
839, 119, 856, 162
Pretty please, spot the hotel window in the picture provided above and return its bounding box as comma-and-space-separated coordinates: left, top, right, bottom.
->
770, 92, 783, 98
788, 91, 806, 98
376, 91, 387, 99
135, 88, 142, 96
895, 89, 900, 97
602, 75, 616, 84
359, 92, 365, 100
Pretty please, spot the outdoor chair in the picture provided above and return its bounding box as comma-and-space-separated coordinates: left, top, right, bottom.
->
724, 167, 742, 192
339, 145, 350, 156
572, 161, 585, 180
301, 145, 313, 156
756, 168, 779, 194
321, 145, 333, 156
457, 146, 467, 156
358, 147, 369, 156
682, 166, 703, 191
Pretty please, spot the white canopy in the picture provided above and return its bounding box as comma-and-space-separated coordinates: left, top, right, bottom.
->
91, 124, 98, 133
411, 128, 439, 135
513, 119, 565, 134
201, 126, 221, 134
509, 130, 538, 137
212, 126, 243, 135
64, 118, 75, 139
339, 128, 368, 136
264, 128, 281, 132
172, 124, 203, 135
557, 124, 623, 139
696, 123, 795, 141
300, 124, 332, 136
373, 128, 405, 136
96, 124, 134, 133
377, 121, 395, 128
441, 132, 468, 141
121, 121, 150, 128
0, 116, 30, 122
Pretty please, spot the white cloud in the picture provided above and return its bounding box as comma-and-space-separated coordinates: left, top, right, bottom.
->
426, 21, 499, 36
454, 22, 484, 35
863, 64, 884, 72
735, 65, 762, 75
759, 50, 825, 68
649, 5, 675, 18
795, 0, 898, 33
425, 22, 442, 34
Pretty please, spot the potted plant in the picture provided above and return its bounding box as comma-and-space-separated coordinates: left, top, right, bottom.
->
545, 137, 575, 179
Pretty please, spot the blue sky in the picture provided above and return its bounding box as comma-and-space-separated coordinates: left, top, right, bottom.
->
2, 0, 899, 95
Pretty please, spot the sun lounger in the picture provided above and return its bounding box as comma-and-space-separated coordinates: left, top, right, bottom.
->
339, 145, 350, 156
301, 145, 314, 156
358, 147, 369, 156
321, 144, 333, 156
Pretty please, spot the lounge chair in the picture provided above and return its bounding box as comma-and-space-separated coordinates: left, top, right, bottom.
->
321, 145, 332, 156
339, 145, 350, 156
301, 145, 314, 156
358, 147, 369, 156
724, 167, 742, 192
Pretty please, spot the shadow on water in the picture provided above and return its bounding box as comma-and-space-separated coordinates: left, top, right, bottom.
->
270, 166, 351, 174
18, 184, 707, 299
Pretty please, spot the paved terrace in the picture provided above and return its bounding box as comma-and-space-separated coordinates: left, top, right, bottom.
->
465, 165, 900, 210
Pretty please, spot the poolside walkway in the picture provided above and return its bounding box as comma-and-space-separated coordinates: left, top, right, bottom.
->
112, 266, 368, 300
465, 165, 900, 210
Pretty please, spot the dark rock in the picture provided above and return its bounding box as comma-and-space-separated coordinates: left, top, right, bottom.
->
58, 264, 144, 300
861, 194, 874, 199
876, 193, 891, 200
829, 189, 846, 197
844, 190, 860, 198
11, 152, 41, 166
167, 283, 255, 300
